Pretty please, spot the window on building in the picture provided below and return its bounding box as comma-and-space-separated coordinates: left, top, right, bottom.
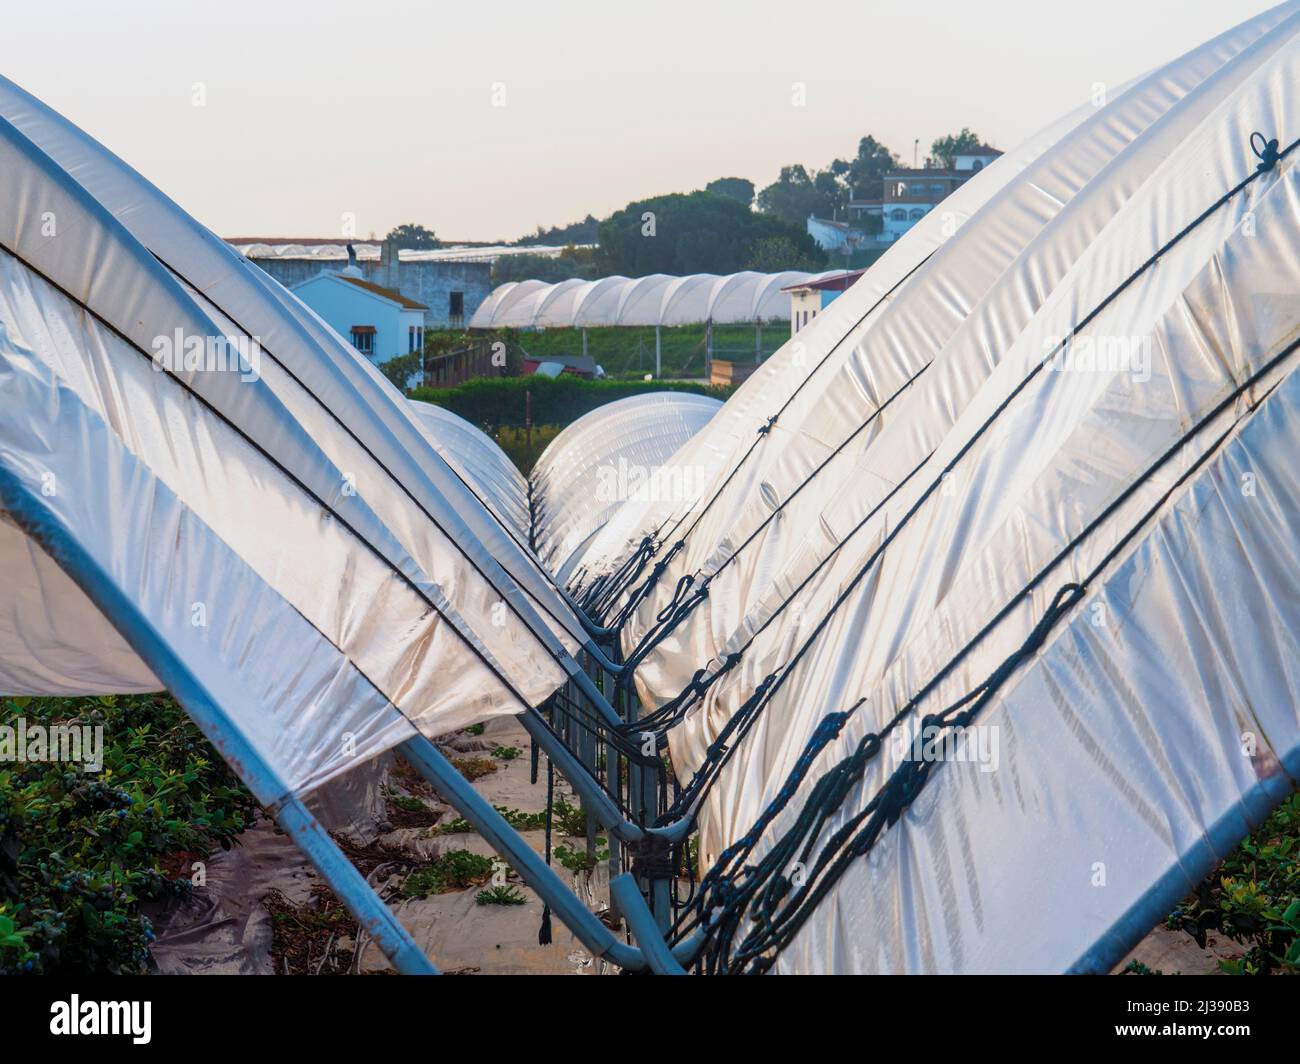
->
349, 326, 376, 355
408, 325, 424, 353
909, 207, 926, 220
449, 291, 465, 326
972, 160, 984, 171
930, 183, 945, 195
890, 208, 907, 222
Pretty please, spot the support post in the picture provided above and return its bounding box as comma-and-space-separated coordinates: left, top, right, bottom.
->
272, 796, 438, 975
0, 470, 439, 976
655, 324, 662, 378
397, 734, 680, 972
610, 874, 687, 975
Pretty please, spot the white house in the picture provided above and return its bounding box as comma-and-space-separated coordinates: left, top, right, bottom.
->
783, 269, 865, 335
291, 265, 428, 364
848, 144, 1004, 244
954, 144, 1003, 171
806, 215, 862, 253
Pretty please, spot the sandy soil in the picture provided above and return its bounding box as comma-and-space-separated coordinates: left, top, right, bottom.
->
150, 714, 613, 975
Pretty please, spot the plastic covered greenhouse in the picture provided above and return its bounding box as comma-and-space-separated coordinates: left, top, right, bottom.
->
469, 271, 839, 330
3, 1, 1300, 975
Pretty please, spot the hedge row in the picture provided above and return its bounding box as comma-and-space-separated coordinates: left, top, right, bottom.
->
409, 375, 730, 433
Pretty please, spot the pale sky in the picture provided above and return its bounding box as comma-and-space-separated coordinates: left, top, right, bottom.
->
0, 0, 1281, 242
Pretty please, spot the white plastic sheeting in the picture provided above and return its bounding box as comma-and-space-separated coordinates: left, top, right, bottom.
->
529, 393, 722, 580
616, 2, 1300, 705
0, 81, 589, 804
231, 242, 586, 265
3, 3, 1300, 978
598, 3, 1300, 972
0, 76, 588, 663
469, 271, 836, 329
406, 400, 530, 539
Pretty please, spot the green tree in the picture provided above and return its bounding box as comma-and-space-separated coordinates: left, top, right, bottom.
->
846, 135, 898, 198
705, 177, 756, 206
929, 128, 983, 169
596, 191, 824, 276
744, 235, 827, 273
492, 247, 598, 285
384, 222, 440, 249
517, 214, 599, 246
816, 159, 854, 215
757, 135, 897, 226
756, 165, 834, 227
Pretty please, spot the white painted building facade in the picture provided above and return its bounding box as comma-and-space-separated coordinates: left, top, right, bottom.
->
291, 268, 427, 364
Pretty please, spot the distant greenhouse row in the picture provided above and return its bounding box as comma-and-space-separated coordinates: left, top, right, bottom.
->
469, 270, 837, 329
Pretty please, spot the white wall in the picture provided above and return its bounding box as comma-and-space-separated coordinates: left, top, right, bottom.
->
790, 289, 821, 335
882, 202, 932, 242
806, 215, 850, 251
291, 274, 408, 362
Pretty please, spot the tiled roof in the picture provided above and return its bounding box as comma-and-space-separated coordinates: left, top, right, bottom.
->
781, 269, 865, 293
335, 274, 428, 310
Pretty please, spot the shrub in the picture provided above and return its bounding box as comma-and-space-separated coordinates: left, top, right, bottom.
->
553, 839, 609, 875
495, 424, 563, 475
452, 757, 498, 781
0, 694, 257, 974
409, 374, 728, 434
401, 850, 495, 898
552, 798, 587, 838
475, 885, 526, 906
438, 806, 547, 835
1169, 789, 1300, 974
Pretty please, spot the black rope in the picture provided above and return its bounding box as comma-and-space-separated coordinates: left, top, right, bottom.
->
538, 749, 555, 945
628, 835, 676, 881
692, 582, 1085, 974
617, 450, 931, 750
619, 127, 1297, 829
597, 255, 935, 627
685, 175, 1300, 971
578, 533, 655, 617
162, 258, 601, 662
619, 363, 932, 671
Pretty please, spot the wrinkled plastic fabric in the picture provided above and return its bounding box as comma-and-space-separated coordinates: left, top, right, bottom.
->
0, 72, 590, 660
0, 104, 573, 802
648, 4, 1300, 972
775, 364, 1300, 974
3, 3, 1300, 978
406, 400, 531, 539
621, 2, 1300, 708
530, 392, 722, 581
0, 326, 417, 802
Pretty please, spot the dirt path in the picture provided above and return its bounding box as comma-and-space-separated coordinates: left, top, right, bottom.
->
150, 714, 612, 975
357, 714, 610, 975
